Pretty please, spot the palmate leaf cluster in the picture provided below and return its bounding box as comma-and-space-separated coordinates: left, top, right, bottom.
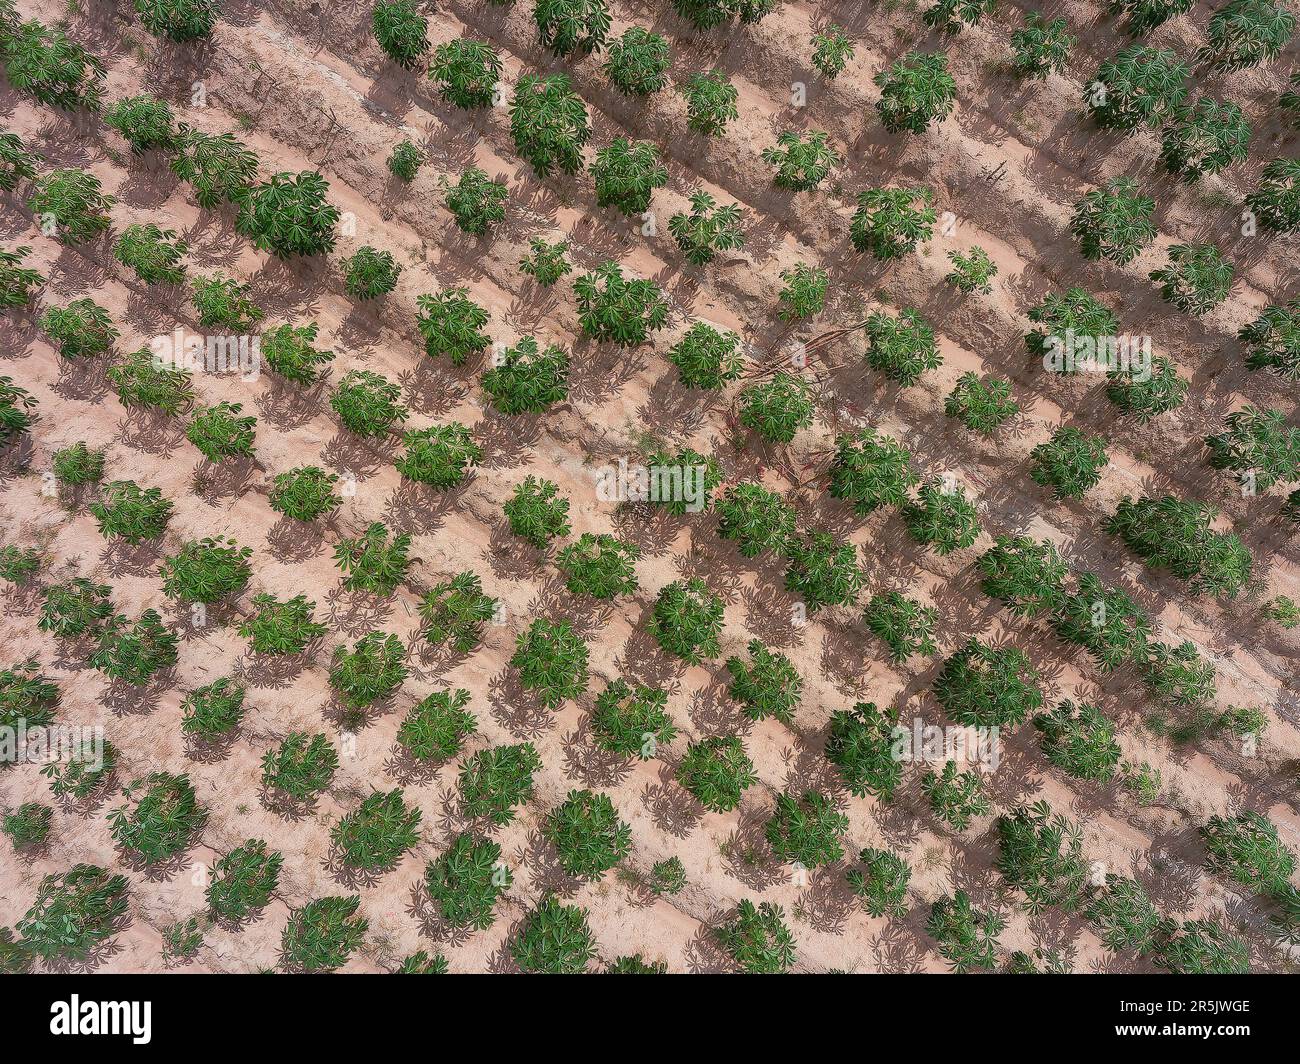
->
511, 618, 588, 708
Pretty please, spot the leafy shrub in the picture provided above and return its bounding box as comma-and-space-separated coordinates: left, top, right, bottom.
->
716, 481, 796, 557
677, 736, 756, 812
269, 466, 341, 522
240, 593, 325, 655
1198, 0, 1294, 71
716, 900, 795, 974
329, 632, 407, 708
1153, 920, 1249, 974
171, 126, 259, 208
650, 578, 724, 663
105, 94, 176, 155
1201, 810, 1295, 893
924, 0, 995, 34
1, 21, 104, 110
825, 702, 903, 799
236, 171, 339, 259
557, 533, 640, 600
460, 742, 541, 825
261, 322, 334, 384
482, 337, 569, 414
667, 323, 743, 388
726, 640, 801, 725
2, 802, 51, 848
1107, 355, 1188, 420
1245, 158, 1300, 234
0, 130, 40, 192
1084, 874, 1163, 953
207, 839, 281, 922
1029, 426, 1109, 499
1086, 45, 1188, 132
681, 69, 738, 135
90, 610, 178, 685
0, 247, 43, 310
945, 372, 1017, 433
134, 0, 218, 41
591, 679, 676, 757
261, 732, 337, 802
1160, 98, 1250, 180
429, 38, 501, 109
935, 640, 1044, 728
669, 191, 745, 265
1052, 572, 1151, 669
0, 376, 35, 445
811, 25, 854, 77
1070, 177, 1156, 264
1150, 243, 1233, 314
109, 772, 206, 864
180, 677, 245, 741
415, 288, 490, 365
511, 896, 594, 974
945, 246, 997, 294
52, 442, 106, 486
861, 307, 939, 384
518, 238, 571, 287
784, 530, 862, 612
765, 791, 847, 867
419, 572, 496, 652
446, 167, 508, 233
1106, 494, 1251, 598
331, 789, 421, 871
604, 28, 671, 95
927, 892, 1003, 971
108, 348, 193, 414
649, 856, 687, 895
864, 590, 937, 662
875, 51, 956, 133
511, 618, 588, 707
15, 865, 128, 963
504, 476, 570, 548
902, 479, 980, 555
40, 298, 118, 359
1034, 700, 1121, 783
27, 168, 113, 244
387, 139, 422, 183
739, 372, 813, 444
38, 578, 112, 638
592, 137, 667, 215
425, 832, 509, 929
534, 0, 610, 57
191, 274, 263, 331
847, 847, 911, 917
996, 801, 1089, 913
395, 423, 482, 488
372, 0, 428, 69
399, 689, 475, 762
42, 739, 117, 802
90, 480, 172, 544
343, 246, 401, 300
1025, 286, 1119, 363
1205, 405, 1299, 490
777, 262, 828, 320
331, 370, 407, 437
159, 536, 252, 603
761, 131, 841, 191
851, 187, 936, 258
544, 789, 631, 878
510, 73, 590, 178
282, 895, 367, 973
922, 762, 991, 831
574, 261, 669, 345
334, 522, 412, 594
0, 545, 37, 584
187, 402, 255, 463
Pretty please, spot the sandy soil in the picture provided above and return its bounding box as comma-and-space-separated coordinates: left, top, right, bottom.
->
0, 0, 1297, 972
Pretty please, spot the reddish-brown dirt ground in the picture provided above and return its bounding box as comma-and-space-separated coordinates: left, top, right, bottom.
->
1, 0, 1297, 972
